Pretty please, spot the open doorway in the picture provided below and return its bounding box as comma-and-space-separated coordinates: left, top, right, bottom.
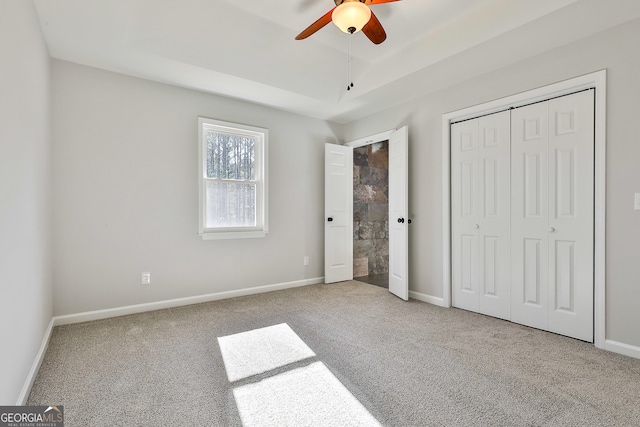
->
353, 141, 389, 288
325, 126, 408, 299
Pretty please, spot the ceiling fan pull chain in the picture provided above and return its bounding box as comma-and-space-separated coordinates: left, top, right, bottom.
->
347, 31, 354, 91
347, 33, 351, 90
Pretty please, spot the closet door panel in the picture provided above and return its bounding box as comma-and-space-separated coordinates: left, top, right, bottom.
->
548, 91, 594, 342
478, 111, 511, 320
511, 102, 550, 331
451, 119, 479, 312
451, 90, 595, 343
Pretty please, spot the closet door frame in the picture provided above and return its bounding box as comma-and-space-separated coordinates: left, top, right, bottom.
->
441, 70, 607, 349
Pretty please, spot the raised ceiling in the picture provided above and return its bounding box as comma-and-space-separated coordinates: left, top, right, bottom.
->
34, 0, 640, 124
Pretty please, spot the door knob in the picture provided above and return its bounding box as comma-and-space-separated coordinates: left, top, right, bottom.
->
328, 217, 333, 222
408, 219, 412, 224
474, 224, 479, 229
549, 226, 555, 232
397, 218, 405, 223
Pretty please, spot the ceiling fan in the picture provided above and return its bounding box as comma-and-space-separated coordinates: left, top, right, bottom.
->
295, 0, 401, 45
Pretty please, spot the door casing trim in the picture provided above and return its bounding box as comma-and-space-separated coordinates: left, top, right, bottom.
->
346, 129, 396, 148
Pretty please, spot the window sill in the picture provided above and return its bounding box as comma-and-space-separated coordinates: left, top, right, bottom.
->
199, 230, 268, 240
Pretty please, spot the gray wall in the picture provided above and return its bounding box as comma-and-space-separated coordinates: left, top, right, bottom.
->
51, 60, 340, 316
0, 2, 53, 404
344, 18, 640, 347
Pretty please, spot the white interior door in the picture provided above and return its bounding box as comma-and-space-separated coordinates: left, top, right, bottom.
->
451, 119, 480, 312
511, 101, 551, 331
452, 90, 594, 342
547, 91, 594, 342
478, 111, 511, 320
511, 91, 594, 341
388, 126, 409, 300
451, 112, 510, 319
324, 143, 353, 284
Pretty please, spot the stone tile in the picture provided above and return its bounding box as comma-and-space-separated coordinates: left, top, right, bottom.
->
359, 167, 388, 186
356, 273, 388, 288
374, 239, 389, 256
369, 255, 389, 275
358, 222, 374, 240
353, 166, 360, 185
353, 201, 368, 221
354, 147, 368, 166
368, 142, 389, 169
353, 258, 368, 277
353, 221, 360, 240
354, 240, 374, 259
368, 204, 388, 221
371, 185, 388, 204
354, 184, 374, 203
373, 221, 388, 239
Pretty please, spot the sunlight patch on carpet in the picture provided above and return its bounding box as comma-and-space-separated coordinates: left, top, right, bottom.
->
233, 361, 382, 427
218, 323, 316, 382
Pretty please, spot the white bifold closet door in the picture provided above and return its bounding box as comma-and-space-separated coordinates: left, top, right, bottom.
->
451, 110, 511, 320
511, 90, 594, 342
452, 90, 594, 342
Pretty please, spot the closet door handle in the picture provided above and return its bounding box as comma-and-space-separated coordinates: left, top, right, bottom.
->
474, 224, 480, 229
549, 226, 556, 232
327, 217, 333, 222
397, 218, 405, 223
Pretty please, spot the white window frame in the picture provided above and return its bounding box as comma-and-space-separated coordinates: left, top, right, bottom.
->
198, 117, 269, 240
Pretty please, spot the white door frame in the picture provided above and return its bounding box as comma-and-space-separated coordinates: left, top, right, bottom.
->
346, 129, 396, 148
442, 70, 607, 349
346, 128, 399, 289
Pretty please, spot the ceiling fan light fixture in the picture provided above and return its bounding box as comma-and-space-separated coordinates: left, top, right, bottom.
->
332, 1, 372, 34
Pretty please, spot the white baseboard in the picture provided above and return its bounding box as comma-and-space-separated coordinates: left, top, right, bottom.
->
16, 318, 54, 405
53, 277, 324, 326
603, 339, 640, 360
409, 291, 447, 307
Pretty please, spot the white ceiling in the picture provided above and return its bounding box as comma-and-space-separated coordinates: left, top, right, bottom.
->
34, 0, 640, 124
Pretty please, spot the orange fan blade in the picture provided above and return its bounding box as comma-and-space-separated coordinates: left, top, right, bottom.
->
362, 11, 386, 44
295, 7, 336, 40
367, 0, 401, 4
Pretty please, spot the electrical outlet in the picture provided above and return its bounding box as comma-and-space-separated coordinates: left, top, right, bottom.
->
303, 256, 309, 266
141, 272, 151, 285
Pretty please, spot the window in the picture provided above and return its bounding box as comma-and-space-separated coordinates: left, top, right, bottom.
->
198, 117, 268, 239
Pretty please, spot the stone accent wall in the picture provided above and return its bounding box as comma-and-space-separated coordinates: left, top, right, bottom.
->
353, 141, 389, 277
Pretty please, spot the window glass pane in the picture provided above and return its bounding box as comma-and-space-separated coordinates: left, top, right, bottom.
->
205, 181, 256, 228
206, 132, 256, 180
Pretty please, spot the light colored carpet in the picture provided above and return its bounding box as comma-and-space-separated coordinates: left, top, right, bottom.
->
233, 361, 381, 427
217, 323, 316, 382
28, 281, 640, 426
220, 323, 380, 426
